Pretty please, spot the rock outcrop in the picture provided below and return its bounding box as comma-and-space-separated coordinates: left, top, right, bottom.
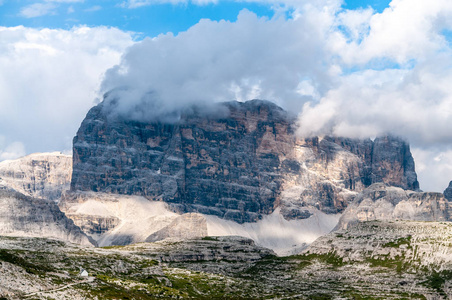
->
305, 220, 452, 275
0, 152, 72, 201
335, 183, 452, 230
70, 99, 419, 223
444, 181, 452, 201
145, 213, 208, 243
0, 189, 94, 246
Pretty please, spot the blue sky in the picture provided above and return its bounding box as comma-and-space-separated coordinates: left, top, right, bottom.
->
0, 0, 391, 38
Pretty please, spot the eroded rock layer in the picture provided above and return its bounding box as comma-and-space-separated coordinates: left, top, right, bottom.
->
336, 183, 452, 230
0, 152, 72, 200
0, 189, 94, 246
71, 100, 419, 223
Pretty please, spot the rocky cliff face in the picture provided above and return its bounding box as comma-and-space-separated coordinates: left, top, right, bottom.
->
336, 183, 452, 230
0, 189, 94, 246
444, 181, 452, 201
0, 152, 72, 200
70, 99, 419, 223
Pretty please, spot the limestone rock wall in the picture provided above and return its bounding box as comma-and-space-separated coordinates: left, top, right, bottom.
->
70, 99, 419, 223
0, 152, 72, 200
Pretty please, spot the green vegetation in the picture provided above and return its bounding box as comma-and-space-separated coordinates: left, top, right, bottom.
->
101, 245, 126, 249
296, 252, 346, 268
365, 255, 414, 274
383, 236, 412, 248
0, 249, 53, 275
201, 236, 219, 241
423, 270, 452, 297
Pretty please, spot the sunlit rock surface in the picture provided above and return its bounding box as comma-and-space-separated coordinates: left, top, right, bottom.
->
336, 183, 452, 230
0, 152, 71, 200
307, 220, 452, 270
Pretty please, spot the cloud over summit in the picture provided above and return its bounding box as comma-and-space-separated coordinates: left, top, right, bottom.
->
97, 0, 452, 191
100, 8, 334, 121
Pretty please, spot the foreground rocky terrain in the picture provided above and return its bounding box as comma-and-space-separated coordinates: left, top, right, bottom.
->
1, 220, 451, 299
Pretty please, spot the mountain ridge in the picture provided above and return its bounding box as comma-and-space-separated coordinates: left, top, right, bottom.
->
70, 99, 419, 224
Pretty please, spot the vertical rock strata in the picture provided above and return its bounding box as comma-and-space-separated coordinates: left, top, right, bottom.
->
0, 152, 72, 200
71, 100, 419, 223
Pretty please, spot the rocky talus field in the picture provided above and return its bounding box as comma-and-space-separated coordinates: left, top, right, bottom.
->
1, 220, 452, 299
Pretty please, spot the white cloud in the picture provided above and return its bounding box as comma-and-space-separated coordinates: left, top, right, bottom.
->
100, 7, 336, 120
294, 0, 452, 191
0, 26, 134, 156
0, 136, 26, 161
332, 0, 452, 65
412, 148, 452, 193
84, 5, 102, 12
121, 0, 218, 8
6, 0, 452, 192
20, 3, 57, 18
20, 0, 85, 18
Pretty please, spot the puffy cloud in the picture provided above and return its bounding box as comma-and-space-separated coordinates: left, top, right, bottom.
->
0, 136, 26, 161
297, 62, 452, 145
412, 148, 452, 193
100, 7, 336, 120
296, 0, 452, 191
20, 0, 85, 18
20, 3, 58, 18
5, 0, 452, 191
331, 0, 452, 65
0, 26, 134, 156
100, 0, 452, 191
